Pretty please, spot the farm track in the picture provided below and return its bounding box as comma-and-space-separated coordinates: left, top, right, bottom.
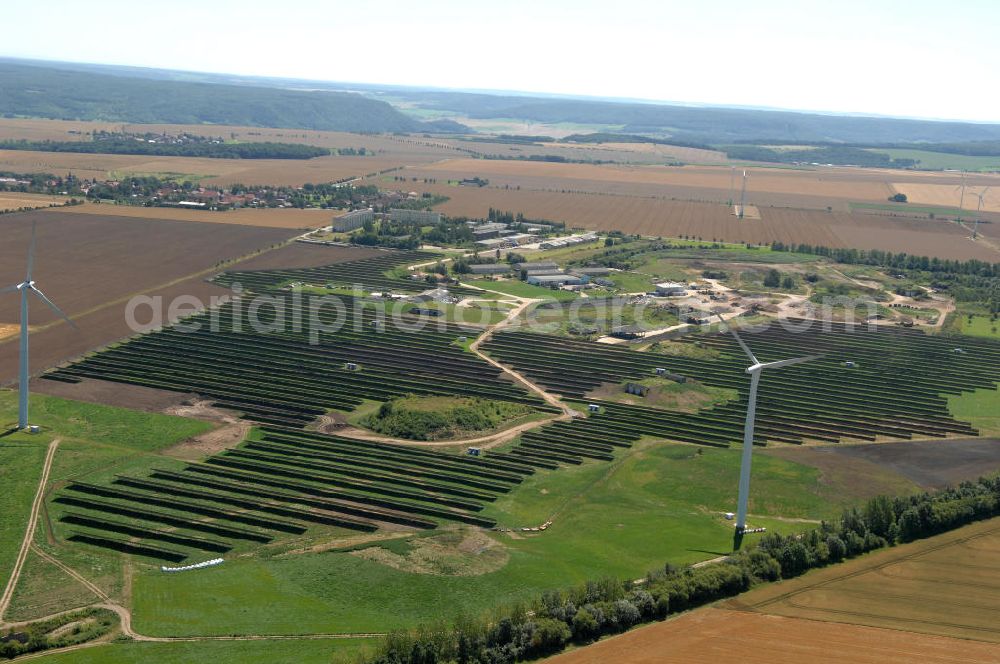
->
469, 294, 577, 418
0, 438, 59, 622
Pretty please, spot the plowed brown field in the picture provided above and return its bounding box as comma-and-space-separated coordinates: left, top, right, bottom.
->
0, 210, 372, 384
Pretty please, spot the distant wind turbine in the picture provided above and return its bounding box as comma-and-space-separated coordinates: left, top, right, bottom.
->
971, 186, 990, 240
716, 314, 819, 549
738, 170, 749, 219
1, 223, 76, 429
955, 172, 967, 222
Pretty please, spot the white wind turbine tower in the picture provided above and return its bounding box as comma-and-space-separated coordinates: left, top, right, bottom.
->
716, 314, 818, 548
2, 223, 76, 430
738, 170, 749, 219
971, 186, 990, 240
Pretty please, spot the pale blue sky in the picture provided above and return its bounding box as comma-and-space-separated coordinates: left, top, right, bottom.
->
4, 0, 999, 122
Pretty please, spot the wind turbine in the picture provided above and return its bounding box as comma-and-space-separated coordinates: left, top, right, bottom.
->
971, 186, 990, 240
738, 170, 749, 219
955, 172, 967, 222
2, 223, 76, 430
716, 314, 818, 549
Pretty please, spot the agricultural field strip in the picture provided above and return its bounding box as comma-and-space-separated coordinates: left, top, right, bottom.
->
478, 323, 999, 456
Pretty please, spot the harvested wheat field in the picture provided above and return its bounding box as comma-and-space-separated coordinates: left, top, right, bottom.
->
735, 517, 1000, 643
415, 159, 897, 201
422, 185, 999, 261
0, 148, 424, 186
0, 192, 70, 212
546, 607, 1000, 664
52, 200, 338, 228
893, 182, 1000, 214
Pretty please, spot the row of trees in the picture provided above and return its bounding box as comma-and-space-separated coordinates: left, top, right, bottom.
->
363, 474, 1000, 664
0, 139, 328, 160
724, 145, 917, 169
769, 242, 999, 277
770, 242, 1000, 313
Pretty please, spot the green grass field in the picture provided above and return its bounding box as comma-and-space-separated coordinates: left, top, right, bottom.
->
954, 315, 1000, 339
32, 639, 373, 664
874, 148, 1000, 172
130, 440, 855, 637
0, 389, 215, 620
0, 438, 47, 590
850, 201, 968, 217
948, 386, 1000, 436
606, 271, 655, 293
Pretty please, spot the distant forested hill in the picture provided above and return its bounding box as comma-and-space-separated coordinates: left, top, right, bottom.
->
4, 58, 1000, 146
0, 61, 422, 133
389, 91, 1000, 145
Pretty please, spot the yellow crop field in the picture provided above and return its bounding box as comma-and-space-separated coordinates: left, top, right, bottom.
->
0, 192, 70, 212
893, 182, 1000, 213
737, 518, 1000, 643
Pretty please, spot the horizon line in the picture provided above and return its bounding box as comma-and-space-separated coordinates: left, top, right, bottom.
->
3, 54, 1000, 127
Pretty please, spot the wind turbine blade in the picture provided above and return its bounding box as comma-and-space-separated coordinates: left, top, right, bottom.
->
757, 355, 820, 371
715, 313, 758, 364
0, 284, 18, 294
26, 222, 37, 281
29, 286, 77, 329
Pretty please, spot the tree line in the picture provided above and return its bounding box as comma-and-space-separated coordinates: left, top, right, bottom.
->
770, 242, 999, 313
361, 473, 1000, 664
0, 139, 329, 160
724, 145, 917, 169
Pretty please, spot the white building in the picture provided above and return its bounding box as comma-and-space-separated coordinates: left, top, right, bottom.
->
655, 282, 687, 296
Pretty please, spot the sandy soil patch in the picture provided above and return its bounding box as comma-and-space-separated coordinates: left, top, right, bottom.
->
161, 400, 249, 460
351, 528, 509, 576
